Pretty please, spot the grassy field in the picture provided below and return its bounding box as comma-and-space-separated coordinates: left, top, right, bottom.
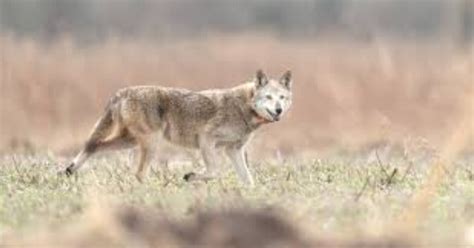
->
1, 35, 473, 246
1, 149, 473, 246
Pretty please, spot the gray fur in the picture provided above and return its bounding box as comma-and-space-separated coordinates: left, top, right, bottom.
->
64, 70, 293, 186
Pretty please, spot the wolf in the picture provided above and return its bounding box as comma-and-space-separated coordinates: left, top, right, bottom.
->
62, 70, 293, 186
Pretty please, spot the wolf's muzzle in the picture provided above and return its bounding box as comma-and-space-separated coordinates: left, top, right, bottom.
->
266, 109, 280, 122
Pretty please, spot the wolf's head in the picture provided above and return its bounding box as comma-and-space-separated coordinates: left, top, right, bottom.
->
251, 70, 293, 122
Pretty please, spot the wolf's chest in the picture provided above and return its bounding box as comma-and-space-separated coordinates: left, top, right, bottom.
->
214, 126, 249, 141
209, 118, 259, 146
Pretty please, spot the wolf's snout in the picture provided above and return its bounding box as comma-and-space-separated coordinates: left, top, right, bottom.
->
265, 109, 281, 122
276, 107, 282, 115
275, 102, 283, 116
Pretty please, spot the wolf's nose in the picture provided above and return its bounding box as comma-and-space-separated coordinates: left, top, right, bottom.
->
275, 108, 282, 115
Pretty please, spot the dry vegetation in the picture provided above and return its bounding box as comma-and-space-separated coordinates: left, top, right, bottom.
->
0, 150, 473, 247
1, 35, 472, 154
0, 35, 473, 247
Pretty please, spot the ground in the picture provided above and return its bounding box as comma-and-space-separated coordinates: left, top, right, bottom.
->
0, 150, 473, 246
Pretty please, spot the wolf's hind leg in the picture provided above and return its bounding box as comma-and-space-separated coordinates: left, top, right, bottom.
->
64, 140, 99, 176
124, 124, 154, 183
133, 136, 153, 183
65, 130, 136, 176
64, 109, 118, 175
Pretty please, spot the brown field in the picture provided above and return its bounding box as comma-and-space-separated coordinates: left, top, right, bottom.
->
1, 35, 473, 247
1, 35, 472, 155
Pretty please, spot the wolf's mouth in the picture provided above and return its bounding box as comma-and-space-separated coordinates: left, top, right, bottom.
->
266, 109, 280, 122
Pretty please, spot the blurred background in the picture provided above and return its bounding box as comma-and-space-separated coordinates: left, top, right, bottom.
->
0, 0, 473, 156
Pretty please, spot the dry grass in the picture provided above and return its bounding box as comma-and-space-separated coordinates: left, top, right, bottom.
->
1, 35, 472, 154
0, 150, 472, 247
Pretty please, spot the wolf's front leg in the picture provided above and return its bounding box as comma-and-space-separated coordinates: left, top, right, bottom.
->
225, 146, 254, 186
183, 136, 220, 182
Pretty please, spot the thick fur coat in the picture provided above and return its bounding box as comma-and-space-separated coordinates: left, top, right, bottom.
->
64, 70, 293, 186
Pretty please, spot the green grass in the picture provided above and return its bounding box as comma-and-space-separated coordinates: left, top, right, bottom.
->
0, 151, 473, 244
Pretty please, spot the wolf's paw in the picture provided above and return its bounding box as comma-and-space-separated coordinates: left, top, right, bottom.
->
183, 172, 196, 182
65, 167, 74, 176
57, 165, 74, 177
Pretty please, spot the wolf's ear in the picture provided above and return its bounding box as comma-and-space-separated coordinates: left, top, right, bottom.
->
280, 70, 292, 89
255, 69, 268, 88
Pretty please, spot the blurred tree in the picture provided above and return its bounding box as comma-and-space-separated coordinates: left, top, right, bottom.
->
460, 0, 473, 45
0, 0, 467, 43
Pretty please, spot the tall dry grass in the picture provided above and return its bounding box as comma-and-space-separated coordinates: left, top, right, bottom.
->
0, 35, 472, 154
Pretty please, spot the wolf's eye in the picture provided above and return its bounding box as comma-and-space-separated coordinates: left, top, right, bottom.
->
266, 95, 273, 100
280, 95, 285, 100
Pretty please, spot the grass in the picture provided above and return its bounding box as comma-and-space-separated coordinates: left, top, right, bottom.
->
1, 150, 473, 246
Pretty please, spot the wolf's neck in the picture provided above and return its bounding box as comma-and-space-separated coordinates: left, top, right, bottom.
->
229, 83, 254, 110
230, 82, 254, 101
229, 84, 266, 129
